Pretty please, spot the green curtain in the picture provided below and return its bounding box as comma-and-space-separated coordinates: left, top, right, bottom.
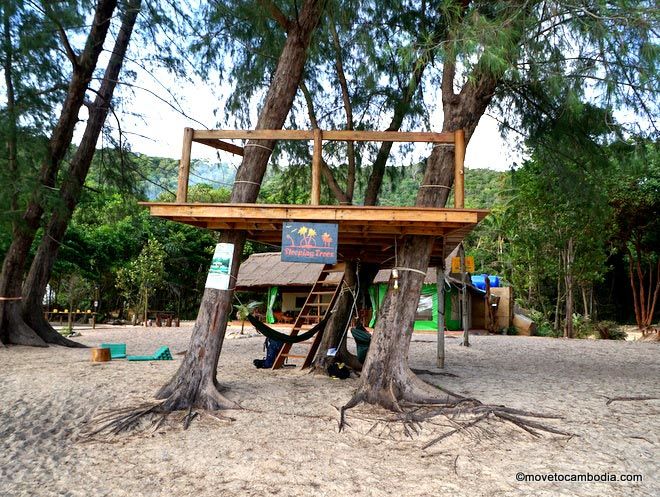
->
368, 285, 378, 327
266, 286, 278, 324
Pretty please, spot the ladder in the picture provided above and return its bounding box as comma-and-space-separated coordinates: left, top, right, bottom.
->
272, 263, 345, 369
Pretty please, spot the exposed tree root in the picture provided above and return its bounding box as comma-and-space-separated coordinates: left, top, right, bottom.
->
340, 371, 571, 446
82, 400, 238, 439
24, 310, 87, 347
604, 396, 659, 406
411, 368, 459, 378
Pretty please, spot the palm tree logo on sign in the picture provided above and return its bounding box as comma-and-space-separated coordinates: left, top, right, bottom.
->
282, 222, 338, 264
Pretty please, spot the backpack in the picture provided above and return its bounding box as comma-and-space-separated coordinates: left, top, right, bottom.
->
253, 337, 284, 369
328, 362, 351, 379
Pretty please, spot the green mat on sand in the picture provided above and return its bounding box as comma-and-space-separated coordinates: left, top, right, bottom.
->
100, 343, 126, 359
127, 346, 173, 361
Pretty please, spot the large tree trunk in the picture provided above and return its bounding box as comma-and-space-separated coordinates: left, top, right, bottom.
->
20, 0, 141, 347
311, 262, 378, 373
310, 55, 429, 373
2, 2, 18, 215
156, 0, 324, 411
0, 0, 117, 345
347, 61, 499, 407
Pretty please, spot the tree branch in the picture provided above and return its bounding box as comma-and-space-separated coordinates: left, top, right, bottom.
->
258, 0, 292, 31
299, 81, 351, 204
329, 12, 356, 201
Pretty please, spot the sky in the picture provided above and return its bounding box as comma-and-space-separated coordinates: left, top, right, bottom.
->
93, 66, 525, 175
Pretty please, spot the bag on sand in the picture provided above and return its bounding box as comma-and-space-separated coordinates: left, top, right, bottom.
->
253, 337, 284, 369
328, 362, 350, 379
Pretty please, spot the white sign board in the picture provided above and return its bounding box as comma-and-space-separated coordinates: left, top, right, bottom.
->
205, 243, 234, 290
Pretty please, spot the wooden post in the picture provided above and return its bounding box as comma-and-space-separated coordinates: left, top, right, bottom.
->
311, 128, 322, 205
454, 129, 465, 209
176, 127, 194, 202
436, 266, 445, 368
459, 243, 470, 347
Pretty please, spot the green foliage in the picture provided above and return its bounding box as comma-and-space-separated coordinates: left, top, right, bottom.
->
572, 314, 595, 339
593, 321, 627, 340
234, 301, 261, 321
116, 238, 167, 319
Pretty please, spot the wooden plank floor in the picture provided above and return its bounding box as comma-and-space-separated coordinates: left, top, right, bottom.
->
140, 203, 488, 265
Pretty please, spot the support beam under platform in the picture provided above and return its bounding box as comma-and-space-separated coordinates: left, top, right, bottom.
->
140, 202, 488, 266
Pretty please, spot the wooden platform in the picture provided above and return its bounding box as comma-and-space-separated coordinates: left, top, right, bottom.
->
141, 203, 488, 265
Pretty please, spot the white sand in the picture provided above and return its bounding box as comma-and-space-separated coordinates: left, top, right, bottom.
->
1, 324, 658, 497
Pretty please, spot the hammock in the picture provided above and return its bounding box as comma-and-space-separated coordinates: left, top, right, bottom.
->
247, 313, 329, 344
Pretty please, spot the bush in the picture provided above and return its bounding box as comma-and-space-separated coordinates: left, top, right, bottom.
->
572, 313, 596, 339
534, 322, 558, 337
593, 321, 627, 340
500, 326, 518, 335
528, 309, 559, 337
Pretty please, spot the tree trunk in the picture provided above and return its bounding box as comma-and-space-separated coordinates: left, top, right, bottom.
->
348, 59, 499, 407
156, 0, 324, 411
0, 0, 117, 345
563, 238, 575, 338
554, 272, 562, 333
2, 2, 18, 215
581, 285, 589, 321
21, 0, 140, 347
310, 262, 378, 372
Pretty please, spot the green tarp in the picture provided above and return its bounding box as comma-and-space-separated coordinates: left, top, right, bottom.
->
266, 286, 277, 324
371, 283, 462, 331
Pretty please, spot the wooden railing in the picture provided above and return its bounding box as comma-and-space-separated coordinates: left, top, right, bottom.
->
176, 128, 466, 208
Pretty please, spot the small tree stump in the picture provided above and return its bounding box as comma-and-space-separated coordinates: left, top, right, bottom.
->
91, 347, 111, 362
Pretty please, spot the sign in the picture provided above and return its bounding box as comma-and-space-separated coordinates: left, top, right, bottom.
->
205, 243, 234, 290
281, 222, 338, 264
451, 256, 475, 273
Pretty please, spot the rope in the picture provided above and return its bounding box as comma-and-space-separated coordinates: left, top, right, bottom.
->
0, 297, 22, 301
243, 143, 273, 152
419, 184, 451, 190
394, 266, 427, 276
233, 180, 261, 186
335, 263, 360, 352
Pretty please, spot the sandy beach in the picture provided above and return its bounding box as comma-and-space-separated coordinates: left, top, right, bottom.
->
1, 323, 658, 497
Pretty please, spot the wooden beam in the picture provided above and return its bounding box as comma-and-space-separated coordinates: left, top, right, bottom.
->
194, 129, 314, 141
192, 137, 244, 156
176, 127, 194, 202
191, 129, 455, 143
311, 128, 322, 205
454, 129, 465, 209
141, 203, 486, 224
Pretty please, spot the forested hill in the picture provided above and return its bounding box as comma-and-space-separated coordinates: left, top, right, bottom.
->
377, 166, 507, 209
133, 154, 236, 200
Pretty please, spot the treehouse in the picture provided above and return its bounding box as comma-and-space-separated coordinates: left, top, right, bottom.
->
141, 128, 489, 369
141, 128, 488, 267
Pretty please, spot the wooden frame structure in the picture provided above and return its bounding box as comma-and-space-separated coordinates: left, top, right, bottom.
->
142, 128, 487, 266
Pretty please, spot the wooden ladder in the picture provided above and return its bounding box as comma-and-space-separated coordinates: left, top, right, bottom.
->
272, 263, 345, 369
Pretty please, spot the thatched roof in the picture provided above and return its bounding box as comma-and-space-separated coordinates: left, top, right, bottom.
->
237, 251, 483, 293
236, 252, 340, 288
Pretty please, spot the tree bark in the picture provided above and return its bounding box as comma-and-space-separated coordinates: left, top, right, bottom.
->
21, 0, 141, 347
348, 57, 499, 406
563, 238, 575, 338
310, 262, 378, 373
2, 1, 18, 215
0, 0, 117, 345
156, 0, 324, 410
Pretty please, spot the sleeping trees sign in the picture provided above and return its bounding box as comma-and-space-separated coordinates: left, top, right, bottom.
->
281, 222, 338, 264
